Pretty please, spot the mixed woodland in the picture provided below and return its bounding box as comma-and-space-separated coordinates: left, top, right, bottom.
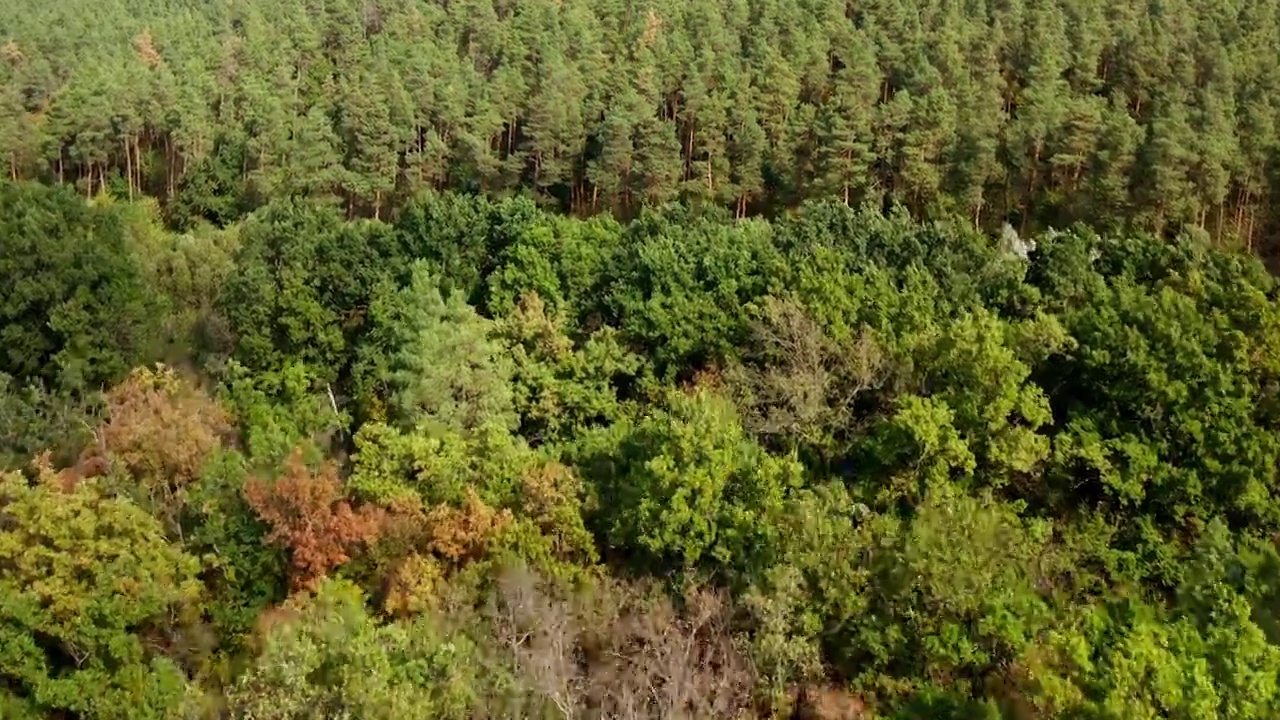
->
7, 0, 1280, 718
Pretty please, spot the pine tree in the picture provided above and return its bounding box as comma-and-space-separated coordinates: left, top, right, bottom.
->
588, 92, 641, 216
1138, 89, 1198, 234
337, 48, 402, 218
1005, 2, 1072, 230
814, 27, 881, 207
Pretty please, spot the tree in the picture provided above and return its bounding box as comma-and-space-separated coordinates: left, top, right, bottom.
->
0, 373, 99, 470
854, 488, 1054, 696
0, 470, 204, 719
358, 262, 516, 433
1005, 2, 1072, 230
813, 28, 880, 207
1041, 590, 1280, 719
1137, 90, 1199, 234
726, 295, 889, 463
217, 199, 348, 377
585, 389, 802, 576
0, 182, 162, 390
604, 207, 781, 376
495, 292, 638, 444
92, 364, 233, 535
337, 49, 406, 218
587, 86, 644, 214
477, 566, 757, 720
226, 578, 483, 720
391, 191, 498, 303
347, 420, 597, 586
1030, 230, 1280, 585
220, 359, 348, 467
250, 105, 345, 203
906, 309, 1057, 486
244, 451, 384, 591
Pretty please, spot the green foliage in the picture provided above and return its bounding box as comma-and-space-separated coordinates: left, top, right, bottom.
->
496, 293, 639, 444
0, 182, 162, 391
1043, 596, 1280, 719
484, 211, 622, 323
0, 374, 99, 470
584, 389, 802, 576
9, 59, 1280, 714
144, 221, 242, 361
221, 360, 346, 467
218, 200, 348, 377
169, 141, 251, 229
741, 484, 872, 693
183, 449, 289, 641
392, 192, 498, 302
747, 482, 1057, 704
0, 472, 204, 719
7, 0, 1280, 254
219, 199, 399, 382
904, 309, 1058, 485
1031, 231, 1280, 584
349, 421, 523, 509
848, 488, 1055, 698
225, 578, 483, 720
603, 208, 783, 375
860, 395, 978, 503
358, 262, 516, 433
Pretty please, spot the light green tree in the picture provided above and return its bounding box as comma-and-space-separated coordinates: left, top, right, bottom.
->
0, 471, 204, 720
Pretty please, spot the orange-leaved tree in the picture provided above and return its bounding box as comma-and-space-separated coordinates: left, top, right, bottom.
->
244, 451, 384, 591
89, 364, 233, 532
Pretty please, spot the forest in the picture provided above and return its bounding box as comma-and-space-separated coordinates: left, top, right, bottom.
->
6, 0, 1280, 718
5, 0, 1280, 248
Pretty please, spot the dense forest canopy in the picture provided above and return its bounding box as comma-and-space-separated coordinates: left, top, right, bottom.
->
4, 0, 1280, 248
7, 1, 1280, 719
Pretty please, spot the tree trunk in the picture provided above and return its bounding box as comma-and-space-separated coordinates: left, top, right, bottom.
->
135, 137, 144, 196
1247, 202, 1258, 252
685, 123, 695, 182
124, 138, 135, 199
1021, 146, 1042, 236
165, 134, 175, 199
1234, 187, 1247, 238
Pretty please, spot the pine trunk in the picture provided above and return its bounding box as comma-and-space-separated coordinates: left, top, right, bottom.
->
124, 138, 134, 199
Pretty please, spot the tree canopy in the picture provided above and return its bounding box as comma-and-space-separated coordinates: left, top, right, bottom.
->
3, 0, 1280, 256
5, 0, 1280, 717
